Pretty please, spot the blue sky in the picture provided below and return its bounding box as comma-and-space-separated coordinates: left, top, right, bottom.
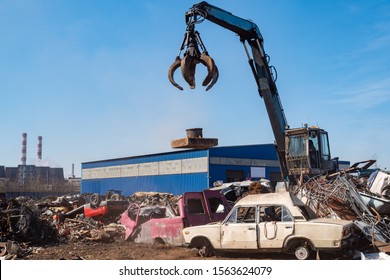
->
1, 0, 389, 177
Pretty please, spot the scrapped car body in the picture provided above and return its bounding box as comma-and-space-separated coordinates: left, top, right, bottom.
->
83, 200, 129, 219
63, 192, 129, 222
210, 179, 272, 207
120, 190, 231, 246
183, 191, 354, 259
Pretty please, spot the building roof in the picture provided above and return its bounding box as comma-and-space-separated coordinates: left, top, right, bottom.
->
82, 143, 275, 166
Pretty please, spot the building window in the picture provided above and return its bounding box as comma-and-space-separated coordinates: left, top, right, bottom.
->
226, 170, 244, 182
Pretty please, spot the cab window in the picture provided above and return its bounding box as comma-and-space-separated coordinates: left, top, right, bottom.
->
288, 135, 306, 157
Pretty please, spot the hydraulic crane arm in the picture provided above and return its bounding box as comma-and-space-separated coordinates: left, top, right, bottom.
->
186, 2, 263, 41
186, 2, 290, 179
168, 2, 339, 183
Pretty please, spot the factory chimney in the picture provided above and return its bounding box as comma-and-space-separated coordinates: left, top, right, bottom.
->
71, 163, 75, 178
37, 136, 42, 160
21, 133, 27, 165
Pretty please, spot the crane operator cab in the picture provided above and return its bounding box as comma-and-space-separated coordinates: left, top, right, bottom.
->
285, 126, 338, 177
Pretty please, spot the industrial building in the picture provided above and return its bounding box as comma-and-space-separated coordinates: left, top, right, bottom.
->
81, 144, 283, 196
0, 133, 79, 199
0, 164, 73, 199
0, 165, 65, 185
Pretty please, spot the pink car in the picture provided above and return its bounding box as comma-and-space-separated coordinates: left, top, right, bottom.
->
120, 190, 231, 246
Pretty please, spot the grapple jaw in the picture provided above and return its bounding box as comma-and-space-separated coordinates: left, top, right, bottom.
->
168, 26, 219, 91
168, 56, 184, 91
200, 52, 218, 91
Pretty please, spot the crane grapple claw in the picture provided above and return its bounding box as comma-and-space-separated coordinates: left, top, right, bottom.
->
168, 52, 218, 91
168, 27, 218, 91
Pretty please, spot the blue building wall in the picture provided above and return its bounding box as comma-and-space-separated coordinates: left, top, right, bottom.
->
82, 173, 209, 196
209, 144, 278, 160
81, 149, 211, 195
81, 144, 280, 196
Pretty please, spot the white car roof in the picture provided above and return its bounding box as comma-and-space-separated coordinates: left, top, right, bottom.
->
236, 191, 305, 207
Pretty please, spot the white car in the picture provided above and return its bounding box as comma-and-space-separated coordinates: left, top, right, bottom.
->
183, 191, 354, 260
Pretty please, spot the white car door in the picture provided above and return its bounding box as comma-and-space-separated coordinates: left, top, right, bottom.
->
258, 205, 294, 249
220, 206, 258, 249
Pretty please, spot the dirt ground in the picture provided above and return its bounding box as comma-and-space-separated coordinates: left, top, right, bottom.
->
21, 240, 350, 260
23, 241, 202, 260
21, 241, 278, 260
1, 192, 371, 261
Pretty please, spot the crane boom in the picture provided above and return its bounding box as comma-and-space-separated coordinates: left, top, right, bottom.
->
168, 2, 338, 184
187, 1, 289, 179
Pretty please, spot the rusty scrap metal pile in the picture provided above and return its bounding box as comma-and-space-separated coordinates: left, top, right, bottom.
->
0, 197, 61, 259
2, 173, 390, 259
0, 197, 59, 244
293, 172, 390, 250
129, 192, 180, 208
0, 192, 180, 259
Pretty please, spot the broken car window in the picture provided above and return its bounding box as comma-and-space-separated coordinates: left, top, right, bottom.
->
237, 207, 256, 223
281, 206, 293, 222
187, 199, 205, 214
260, 206, 282, 222
226, 206, 256, 223
208, 197, 226, 214
226, 208, 238, 223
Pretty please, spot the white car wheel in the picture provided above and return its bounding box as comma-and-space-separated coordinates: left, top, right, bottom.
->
294, 245, 311, 260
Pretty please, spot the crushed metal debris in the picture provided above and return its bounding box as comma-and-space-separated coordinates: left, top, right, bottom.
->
1, 172, 390, 259
0, 192, 181, 259
293, 172, 390, 250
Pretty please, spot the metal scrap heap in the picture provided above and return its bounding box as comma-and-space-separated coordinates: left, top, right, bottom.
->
128, 192, 180, 207
0, 197, 59, 244
0, 192, 181, 259
293, 172, 390, 252
2, 176, 390, 259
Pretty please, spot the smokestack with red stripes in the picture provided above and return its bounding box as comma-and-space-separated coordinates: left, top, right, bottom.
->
21, 133, 27, 165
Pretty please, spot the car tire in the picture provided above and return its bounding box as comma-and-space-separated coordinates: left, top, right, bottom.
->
294, 245, 311, 260
197, 239, 214, 257
110, 193, 120, 201
90, 193, 101, 208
